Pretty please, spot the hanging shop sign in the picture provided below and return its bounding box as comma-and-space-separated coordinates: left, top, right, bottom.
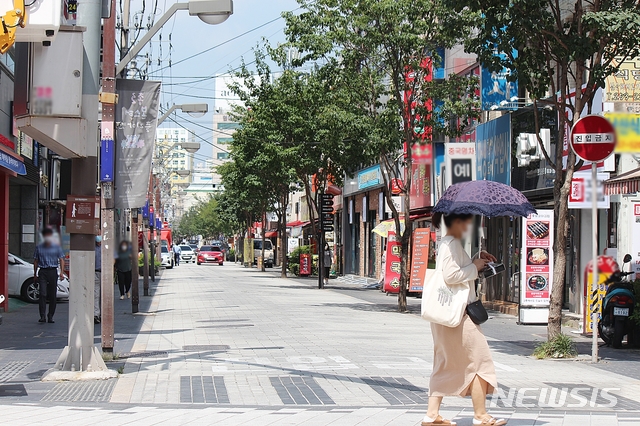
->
480, 52, 519, 111
568, 171, 610, 209
520, 209, 554, 324
604, 57, 640, 103
604, 112, 640, 153
476, 114, 511, 185
383, 231, 402, 294
445, 142, 476, 187
357, 165, 382, 190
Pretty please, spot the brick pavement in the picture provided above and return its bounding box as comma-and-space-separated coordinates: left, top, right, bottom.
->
0, 263, 639, 425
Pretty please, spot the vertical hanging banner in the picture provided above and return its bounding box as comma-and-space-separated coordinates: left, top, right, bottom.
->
114, 79, 161, 209
384, 232, 402, 293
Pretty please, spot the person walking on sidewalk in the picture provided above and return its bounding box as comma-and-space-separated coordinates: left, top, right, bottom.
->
33, 228, 65, 324
323, 243, 332, 286
115, 240, 133, 300
422, 212, 506, 426
94, 236, 102, 324
172, 243, 181, 266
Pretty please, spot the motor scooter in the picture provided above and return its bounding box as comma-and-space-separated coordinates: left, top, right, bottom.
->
598, 254, 636, 348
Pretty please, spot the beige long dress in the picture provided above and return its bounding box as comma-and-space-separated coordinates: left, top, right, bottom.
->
429, 235, 498, 397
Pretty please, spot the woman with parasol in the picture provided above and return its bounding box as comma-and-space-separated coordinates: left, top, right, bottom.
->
421, 181, 535, 426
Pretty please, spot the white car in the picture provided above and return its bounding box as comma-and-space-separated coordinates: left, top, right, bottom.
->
179, 245, 196, 263
160, 245, 174, 269
8, 253, 70, 303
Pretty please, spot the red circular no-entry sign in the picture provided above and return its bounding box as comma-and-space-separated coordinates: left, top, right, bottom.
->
569, 115, 617, 162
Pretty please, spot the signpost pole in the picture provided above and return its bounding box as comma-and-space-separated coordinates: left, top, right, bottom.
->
318, 192, 324, 289
591, 162, 599, 363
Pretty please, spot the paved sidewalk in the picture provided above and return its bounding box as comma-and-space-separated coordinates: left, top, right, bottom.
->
0, 263, 639, 425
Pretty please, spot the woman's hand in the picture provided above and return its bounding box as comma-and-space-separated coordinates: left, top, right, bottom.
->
473, 258, 488, 272
479, 251, 497, 263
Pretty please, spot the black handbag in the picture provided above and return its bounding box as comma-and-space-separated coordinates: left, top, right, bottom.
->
466, 279, 488, 325
466, 300, 488, 324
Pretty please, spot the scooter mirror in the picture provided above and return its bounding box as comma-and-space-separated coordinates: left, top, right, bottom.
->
623, 254, 632, 263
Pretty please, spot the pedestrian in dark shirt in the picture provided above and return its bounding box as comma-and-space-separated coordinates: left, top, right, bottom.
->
115, 240, 133, 300
33, 228, 65, 323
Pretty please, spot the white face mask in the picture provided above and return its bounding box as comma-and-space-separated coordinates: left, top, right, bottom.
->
461, 225, 472, 241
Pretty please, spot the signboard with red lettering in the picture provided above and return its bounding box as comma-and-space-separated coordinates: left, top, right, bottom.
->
383, 232, 402, 293
66, 195, 100, 234
569, 115, 617, 162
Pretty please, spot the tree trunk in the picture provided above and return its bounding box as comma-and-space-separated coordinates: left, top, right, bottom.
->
261, 210, 266, 272
280, 192, 289, 278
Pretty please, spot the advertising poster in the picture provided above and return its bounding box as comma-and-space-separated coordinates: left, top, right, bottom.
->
409, 163, 432, 210
521, 210, 554, 307
476, 114, 511, 185
409, 228, 430, 292
480, 52, 518, 111
114, 79, 161, 209
384, 232, 402, 293
445, 142, 476, 187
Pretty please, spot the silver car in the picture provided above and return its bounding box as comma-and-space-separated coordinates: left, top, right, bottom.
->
8, 253, 70, 303
179, 245, 196, 263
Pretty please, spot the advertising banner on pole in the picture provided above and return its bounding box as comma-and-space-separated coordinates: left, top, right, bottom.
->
114, 79, 161, 209
520, 210, 554, 323
383, 232, 402, 293
476, 114, 511, 185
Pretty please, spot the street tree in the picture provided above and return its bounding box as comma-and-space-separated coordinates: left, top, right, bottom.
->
449, 0, 640, 337
283, 0, 480, 311
229, 50, 373, 277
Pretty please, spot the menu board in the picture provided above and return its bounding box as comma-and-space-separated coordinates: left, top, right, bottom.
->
521, 210, 554, 306
409, 228, 431, 292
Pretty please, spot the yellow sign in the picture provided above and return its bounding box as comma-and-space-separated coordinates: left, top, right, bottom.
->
605, 112, 640, 153
585, 272, 608, 334
605, 57, 640, 103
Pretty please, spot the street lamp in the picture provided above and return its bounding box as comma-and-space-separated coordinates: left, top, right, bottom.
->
116, 0, 234, 75
158, 103, 209, 124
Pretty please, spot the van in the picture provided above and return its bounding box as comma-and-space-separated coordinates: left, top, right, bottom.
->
253, 239, 274, 268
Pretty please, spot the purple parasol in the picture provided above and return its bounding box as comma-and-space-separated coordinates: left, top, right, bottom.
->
433, 180, 536, 218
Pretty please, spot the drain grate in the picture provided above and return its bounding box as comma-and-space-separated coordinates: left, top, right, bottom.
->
0, 361, 32, 383
361, 377, 428, 405
42, 379, 116, 402
118, 351, 169, 359
180, 376, 229, 404
183, 345, 230, 351
270, 376, 335, 405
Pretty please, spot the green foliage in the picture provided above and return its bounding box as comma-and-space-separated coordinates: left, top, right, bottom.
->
226, 248, 236, 262
175, 195, 234, 241
533, 333, 577, 359
630, 280, 640, 326
137, 252, 161, 270
282, 0, 480, 310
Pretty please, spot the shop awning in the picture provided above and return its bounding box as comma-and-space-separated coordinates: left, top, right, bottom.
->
0, 146, 26, 176
604, 167, 640, 195
286, 220, 310, 228
265, 231, 278, 238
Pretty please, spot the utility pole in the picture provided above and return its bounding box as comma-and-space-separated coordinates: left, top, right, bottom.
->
49, 0, 112, 375
99, 0, 118, 353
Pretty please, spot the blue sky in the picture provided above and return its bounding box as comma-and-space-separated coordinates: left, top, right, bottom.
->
127, 0, 300, 161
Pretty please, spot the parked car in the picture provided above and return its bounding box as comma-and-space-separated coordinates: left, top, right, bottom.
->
180, 245, 196, 263
189, 243, 198, 252
8, 253, 70, 303
160, 245, 174, 269
253, 239, 274, 268
197, 245, 224, 266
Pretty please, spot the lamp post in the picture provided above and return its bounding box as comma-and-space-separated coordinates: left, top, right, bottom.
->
159, 103, 209, 124
116, 0, 233, 75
